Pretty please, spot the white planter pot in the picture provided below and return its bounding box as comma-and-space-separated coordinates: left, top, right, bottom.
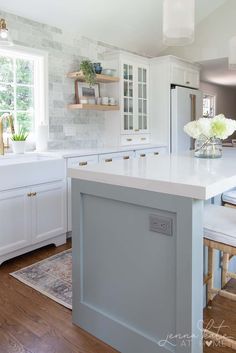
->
12, 141, 26, 154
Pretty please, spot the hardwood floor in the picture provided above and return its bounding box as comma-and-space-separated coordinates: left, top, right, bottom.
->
0, 241, 236, 353
204, 279, 236, 353
0, 240, 118, 353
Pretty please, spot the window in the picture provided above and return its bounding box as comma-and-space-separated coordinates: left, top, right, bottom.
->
0, 47, 48, 140
203, 93, 215, 118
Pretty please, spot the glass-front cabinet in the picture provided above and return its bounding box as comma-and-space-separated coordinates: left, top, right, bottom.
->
121, 61, 149, 135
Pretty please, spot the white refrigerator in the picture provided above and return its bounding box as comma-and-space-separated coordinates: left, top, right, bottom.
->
171, 85, 203, 153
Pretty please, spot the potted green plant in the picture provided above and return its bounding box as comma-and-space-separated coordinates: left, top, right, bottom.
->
80, 60, 96, 86
11, 128, 28, 154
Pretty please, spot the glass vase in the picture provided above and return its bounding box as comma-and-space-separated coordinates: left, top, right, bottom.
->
194, 137, 222, 159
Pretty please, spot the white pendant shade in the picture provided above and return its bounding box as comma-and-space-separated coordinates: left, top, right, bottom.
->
229, 36, 236, 70
163, 0, 195, 46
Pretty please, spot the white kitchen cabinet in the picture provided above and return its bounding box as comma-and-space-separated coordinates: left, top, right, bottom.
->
121, 60, 149, 135
0, 189, 31, 257
0, 181, 66, 265
102, 52, 150, 146
67, 155, 99, 232
171, 62, 199, 89
31, 181, 66, 244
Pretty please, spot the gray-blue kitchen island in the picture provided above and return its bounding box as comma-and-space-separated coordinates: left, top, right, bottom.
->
69, 150, 236, 353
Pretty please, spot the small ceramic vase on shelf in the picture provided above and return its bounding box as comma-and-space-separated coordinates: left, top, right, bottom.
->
194, 137, 222, 159
93, 63, 102, 74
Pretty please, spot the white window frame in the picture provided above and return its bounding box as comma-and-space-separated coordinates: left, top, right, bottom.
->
0, 45, 48, 141
203, 91, 216, 118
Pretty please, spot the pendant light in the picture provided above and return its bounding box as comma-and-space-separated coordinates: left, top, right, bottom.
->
0, 19, 13, 46
229, 36, 236, 70
163, 0, 195, 46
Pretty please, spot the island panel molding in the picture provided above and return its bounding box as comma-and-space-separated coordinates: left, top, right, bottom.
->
72, 179, 203, 353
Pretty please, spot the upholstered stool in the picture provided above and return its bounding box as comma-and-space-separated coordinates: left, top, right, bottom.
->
222, 188, 236, 209
204, 204, 236, 303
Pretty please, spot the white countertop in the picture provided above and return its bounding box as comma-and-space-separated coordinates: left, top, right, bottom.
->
48, 144, 165, 158
68, 149, 236, 200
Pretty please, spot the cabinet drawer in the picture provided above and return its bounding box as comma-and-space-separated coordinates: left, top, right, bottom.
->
99, 151, 135, 163
135, 147, 167, 158
67, 155, 99, 168
121, 134, 150, 146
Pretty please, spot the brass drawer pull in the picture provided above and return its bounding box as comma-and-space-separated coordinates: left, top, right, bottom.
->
123, 156, 130, 160
141, 138, 146, 141
27, 192, 32, 197
154, 152, 159, 155
134, 129, 140, 132
105, 158, 113, 163
79, 161, 88, 166
186, 81, 190, 84
140, 154, 146, 157
31, 192, 37, 196
126, 138, 132, 142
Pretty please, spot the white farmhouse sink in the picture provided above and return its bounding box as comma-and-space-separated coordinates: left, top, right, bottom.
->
0, 153, 55, 165
0, 153, 65, 191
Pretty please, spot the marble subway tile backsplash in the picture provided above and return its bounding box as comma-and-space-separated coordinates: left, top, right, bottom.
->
0, 10, 114, 150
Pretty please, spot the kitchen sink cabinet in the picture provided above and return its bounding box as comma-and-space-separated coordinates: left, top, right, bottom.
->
31, 181, 66, 244
0, 188, 31, 258
0, 181, 66, 265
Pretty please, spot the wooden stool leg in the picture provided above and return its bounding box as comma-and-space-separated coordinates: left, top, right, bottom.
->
207, 247, 215, 303
222, 252, 230, 288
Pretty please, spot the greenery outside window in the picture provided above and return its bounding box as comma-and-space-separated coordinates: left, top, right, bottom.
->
0, 47, 48, 142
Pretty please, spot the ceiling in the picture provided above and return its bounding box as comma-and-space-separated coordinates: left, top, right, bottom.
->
200, 58, 236, 87
0, 0, 228, 57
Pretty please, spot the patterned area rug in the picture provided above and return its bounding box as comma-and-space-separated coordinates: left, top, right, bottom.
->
11, 249, 72, 309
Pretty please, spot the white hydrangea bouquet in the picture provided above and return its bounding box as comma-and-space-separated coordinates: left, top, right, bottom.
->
184, 114, 236, 158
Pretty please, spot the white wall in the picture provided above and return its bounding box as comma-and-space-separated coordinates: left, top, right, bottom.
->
200, 81, 236, 119
163, 0, 236, 63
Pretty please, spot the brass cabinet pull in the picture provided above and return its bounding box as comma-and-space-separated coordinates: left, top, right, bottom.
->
27, 192, 37, 197
105, 158, 112, 163
186, 81, 190, 84
154, 152, 159, 155
79, 161, 88, 166
134, 129, 140, 132
141, 138, 146, 141
140, 154, 146, 157
126, 138, 132, 142
123, 156, 130, 160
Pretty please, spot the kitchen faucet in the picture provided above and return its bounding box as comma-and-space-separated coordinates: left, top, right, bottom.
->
0, 114, 15, 155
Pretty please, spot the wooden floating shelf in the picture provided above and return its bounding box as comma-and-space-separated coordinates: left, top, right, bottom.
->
67, 71, 120, 83
68, 104, 120, 111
